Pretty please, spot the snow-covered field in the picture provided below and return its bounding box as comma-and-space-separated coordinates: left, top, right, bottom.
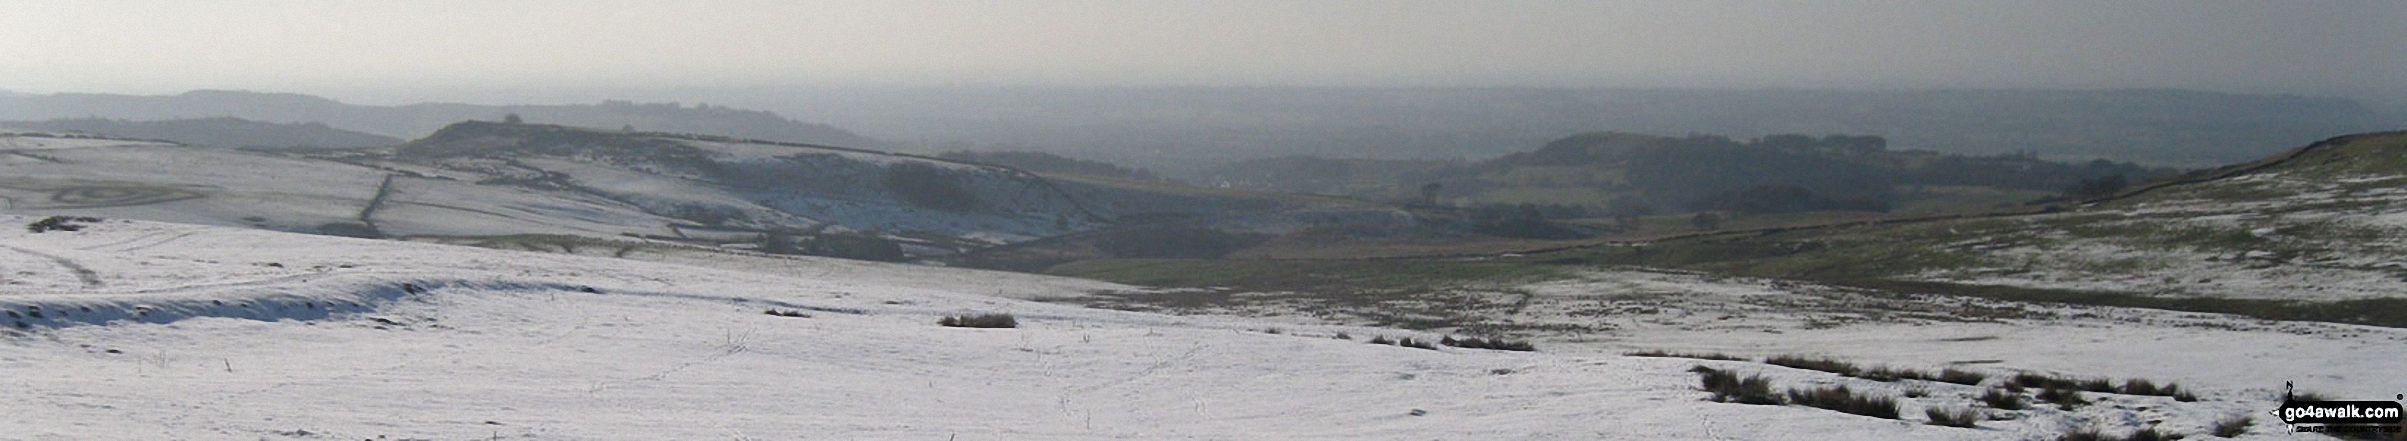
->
0, 217, 2378, 439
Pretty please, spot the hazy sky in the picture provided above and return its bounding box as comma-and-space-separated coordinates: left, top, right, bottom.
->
4, 0, 2401, 104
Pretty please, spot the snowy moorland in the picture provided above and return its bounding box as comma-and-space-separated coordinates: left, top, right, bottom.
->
1906, 132, 2407, 301
0, 217, 2384, 439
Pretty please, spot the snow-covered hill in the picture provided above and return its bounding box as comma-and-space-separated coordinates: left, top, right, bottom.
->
0, 217, 2374, 439
0, 124, 1396, 260
1909, 130, 2407, 300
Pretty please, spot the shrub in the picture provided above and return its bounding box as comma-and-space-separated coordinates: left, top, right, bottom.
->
1902, 385, 1930, 398
1925, 407, 1983, 428
1368, 335, 1393, 345
1980, 388, 2027, 410
1764, 355, 1861, 377
1691, 366, 1781, 405
1936, 369, 1988, 386
2210, 415, 2249, 438
1786, 384, 1899, 419
1332, 332, 1352, 340
1397, 337, 1437, 350
763, 309, 810, 318
1625, 350, 1746, 361
938, 313, 1017, 328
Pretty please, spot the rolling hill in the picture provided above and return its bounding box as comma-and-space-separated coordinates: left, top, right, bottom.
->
0, 90, 876, 147
1542, 130, 2407, 325
1200, 131, 2176, 217
0, 121, 1401, 260
0, 116, 402, 148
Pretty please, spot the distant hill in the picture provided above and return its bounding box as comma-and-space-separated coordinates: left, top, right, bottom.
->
1202, 131, 2176, 216
752, 87, 2382, 174
1198, 156, 1458, 198
1545, 130, 2407, 325
0, 90, 876, 147
0, 116, 401, 148
0, 121, 1392, 261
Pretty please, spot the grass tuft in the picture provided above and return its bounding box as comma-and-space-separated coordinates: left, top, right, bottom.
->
2037, 386, 2087, 410
1859, 366, 1923, 382
2117, 378, 2161, 395
1690, 366, 1781, 405
2210, 414, 2250, 437
1980, 388, 2027, 410
1935, 368, 1988, 386
2058, 428, 2107, 441
2124, 427, 2174, 441
1442, 335, 1536, 351
2078, 378, 2117, 393
1785, 384, 1899, 419
1764, 355, 1861, 377
2013, 372, 2060, 389
1625, 350, 1747, 361
1925, 407, 1984, 428
938, 313, 1018, 328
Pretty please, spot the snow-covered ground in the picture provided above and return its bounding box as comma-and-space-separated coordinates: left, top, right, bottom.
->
0, 217, 2368, 439
1903, 136, 2407, 301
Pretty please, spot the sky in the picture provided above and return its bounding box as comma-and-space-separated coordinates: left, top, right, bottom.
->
2, 0, 2402, 104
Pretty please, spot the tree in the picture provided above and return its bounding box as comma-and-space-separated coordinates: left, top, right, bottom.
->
1690, 212, 1723, 231
1419, 182, 1444, 206
502, 113, 523, 124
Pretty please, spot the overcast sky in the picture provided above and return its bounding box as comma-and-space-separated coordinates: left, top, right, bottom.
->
3, 0, 2401, 104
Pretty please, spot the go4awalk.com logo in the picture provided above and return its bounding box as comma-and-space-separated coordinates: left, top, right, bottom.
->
2276, 382, 2404, 436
